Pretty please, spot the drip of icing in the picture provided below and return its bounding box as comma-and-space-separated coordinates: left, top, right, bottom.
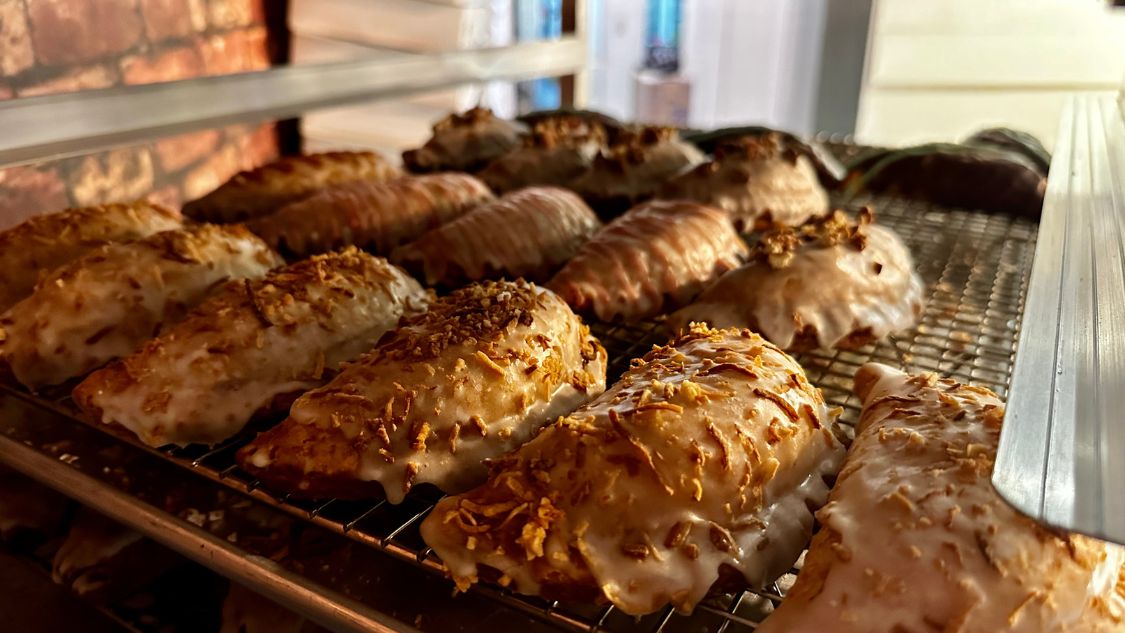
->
671, 222, 922, 350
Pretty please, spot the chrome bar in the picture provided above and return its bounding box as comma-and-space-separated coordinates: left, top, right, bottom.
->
0, 38, 585, 169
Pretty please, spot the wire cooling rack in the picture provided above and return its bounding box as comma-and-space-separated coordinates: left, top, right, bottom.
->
1, 193, 1038, 633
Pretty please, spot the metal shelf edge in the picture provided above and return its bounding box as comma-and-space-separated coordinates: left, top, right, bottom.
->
0, 37, 585, 169
995, 93, 1125, 545
0, 431, 422, 633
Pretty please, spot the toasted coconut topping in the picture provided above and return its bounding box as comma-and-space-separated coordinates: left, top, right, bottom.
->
433, 106, 498, 131
525, 117, 608, 149
375, 279, 541, 362
754, 208, 874, 270
595, 126, 681, 167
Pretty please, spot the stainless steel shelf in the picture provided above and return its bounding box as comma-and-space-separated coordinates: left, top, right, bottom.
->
995, 94, 1125, 545
0, 37, 585, 170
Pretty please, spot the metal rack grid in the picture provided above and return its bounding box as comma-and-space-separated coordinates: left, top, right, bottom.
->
0, 193, 1038, 633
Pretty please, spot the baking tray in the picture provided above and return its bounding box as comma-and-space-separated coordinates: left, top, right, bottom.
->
0, 192, 1037, 632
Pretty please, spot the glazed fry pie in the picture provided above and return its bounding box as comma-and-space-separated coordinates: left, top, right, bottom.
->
0, 225, 280, 389
670, 209, 923, 351
756, 363, 1125, 633
547, 200, 747, 322
660, 133, 829, 230
568, 125, 704, 218
73, 249, 428, 447
0, 201, 182, 313
421, 324, 846, 615
392, 187, 602, 286
248, 173, 494, 259
182, 151, 400, 223
402, 107, 523, 173
238, 279, 607, 503
478, 116, 609, 194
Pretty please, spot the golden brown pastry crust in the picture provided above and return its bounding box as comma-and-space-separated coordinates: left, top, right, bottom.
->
421, 324, 845, 615
659, 133, 829, 230
0, 225, 281, 389
547, 200, 747, 321
73, 248, 428, 447
391, 187, 602, 286
756, 364, 1125, 633
402, 107, 523, 173
247, 173, 493, 259
237, 279, 607, 503
568, 126, 705, 218
182, 151, 400, 223
0, 201, 182, 313
478, 116, 609, 194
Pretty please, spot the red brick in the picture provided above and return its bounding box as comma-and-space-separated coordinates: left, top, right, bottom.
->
236, 123, 278, 166
0, 84, 12, 100
121, 45, 204, 85
17, 64, 115, 97
154, 129, 220, 173
0, 166, 68, 231
0, 0, 34, 75
183, 142, 241, 200
145, 184, 182, 210
139, 0, 205, 40
206, 0, 252, 30
69, 148, 155, 207
27, 0, 144, 66
199, 25, 268, 75
248, 0, 266, 25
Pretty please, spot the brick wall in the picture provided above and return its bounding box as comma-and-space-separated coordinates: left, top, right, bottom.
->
0, 0, 282, 229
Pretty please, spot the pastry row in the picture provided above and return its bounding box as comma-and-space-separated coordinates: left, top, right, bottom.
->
0, 219, 1119, 628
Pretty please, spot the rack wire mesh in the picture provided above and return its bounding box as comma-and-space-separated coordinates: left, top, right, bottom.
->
0, 193, 1038, 633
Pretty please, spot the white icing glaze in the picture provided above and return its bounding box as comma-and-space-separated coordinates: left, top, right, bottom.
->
403, 108, 523, 172
660, 152, 828, 230
421, 324, 846, 615
757, 363, 1125, 633
547, 200, 747, 321
73, 249, 428, 447
670, 216, 923, 350
238, 280, 607, 503
0, 225, 281, 389
0, 200, 183, 313
568, 132, 705, 205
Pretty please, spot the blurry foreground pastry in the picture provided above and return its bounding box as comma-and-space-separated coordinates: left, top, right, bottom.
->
402, 107, 523, 173
0, 225, 281, 389
756, 363, 1125, 633
660, 133, 829, 230
248, 173, 493, 259
422, 324, 846, 615
392, 187, 601, 287
548, 200, 746, 321
74, 249, 428, 447
238, 279, 607, 503
669, 209, 922, 351
183, 151, 400, 223
0, 201, 183, 313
